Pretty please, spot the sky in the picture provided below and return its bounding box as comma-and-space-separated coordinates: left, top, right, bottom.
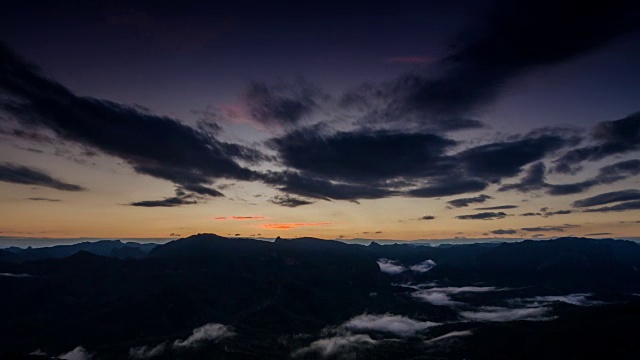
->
0, 0, 639, 242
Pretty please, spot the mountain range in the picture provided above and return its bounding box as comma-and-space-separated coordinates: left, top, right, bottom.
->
1, 234, 639, 359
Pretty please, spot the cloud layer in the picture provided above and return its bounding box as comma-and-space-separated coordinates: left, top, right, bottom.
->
459, 306, 552, 322
377, 258, 408, 274
129, 343, 166, 359
410, 259, 437, 273
173, 323, 234, 348
343, 314, 438, 336
292, 334, 377, 358
59, 346, 92, 360
412, 286, 506, 306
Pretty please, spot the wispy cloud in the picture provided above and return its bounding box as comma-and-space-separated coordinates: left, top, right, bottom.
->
129, 343, 166, 359
459, 306, 553, 322
553, 113, 640, 173
583, 200, 640, 213
0, 272, 32, 278
392, 282, 439, 290
475, 205, 518, 210
412, 291, 462, 306
377, 258, 408, 274
502, 159, 640, 196
343, 314, 438, 337
409, 259, 437, 273
447, 194, 492, 208
513, 293, 603, 306
129, 190, 200, 207
292, 334, 377, 358
261, 222, 331, 229
573, 189, 640, 207
269, 194, 314, 207
412, 286, 507, 306
520, 224, 579, 232
128, 323, 233, 357
425, 330, 473, 344
27, 197, 62, 202
428, 286, 504, 294
173, 323, 234, 348
59, 346, 92, 360
243, 78, 326, 127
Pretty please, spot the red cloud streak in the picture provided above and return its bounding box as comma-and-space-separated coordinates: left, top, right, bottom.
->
261, 222, 332, 230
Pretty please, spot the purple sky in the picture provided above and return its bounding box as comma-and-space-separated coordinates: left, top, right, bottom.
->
1, 0, 639, 242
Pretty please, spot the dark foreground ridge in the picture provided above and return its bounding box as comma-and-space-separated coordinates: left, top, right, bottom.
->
1, 234, 639, 359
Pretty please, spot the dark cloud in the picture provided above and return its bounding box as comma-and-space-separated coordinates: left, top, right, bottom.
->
553, 112, 640, 173
269, 194, 314, 207
180, 184, 225, 197
583, 200, 640, 213
27, 197, 61, 202
447, 194, 491, 208
270, 0, 640, 133
543, 210, 572, 216
599, 159, 640, 179
475, 205, 518, 210
129, 197, 198, 207
573, 189, 640, 207
129, 189, 200, 207
407, 178, 488, 198
191, 108, 224, 135
440, 0, 640, 112
520, 212, 542, 217
521, 224, 579, 232
263, 171, 397, 201
352, 0, 640, 126
501, 160, 640, 196
339, 81, 487, 132
0, 42, 262, 197
244, 78, 325, 127
270, 127, 456, 183
419, 215, 436, 220
266, 127, 503, 200
266, 122, 581, 201
457, 135, 570, 181
586, 232, 613, 236
547, 159, 640, 195
456, 212, 507, 220
490, 229, 517, 235
0, 162, 84, 191
517, 209, 572, 217
498, 161, 546, 193
127, 186, 221, 207
0, 126, 58, 144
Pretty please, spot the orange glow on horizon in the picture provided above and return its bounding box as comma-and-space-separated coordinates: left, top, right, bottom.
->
261, 222, 332, 230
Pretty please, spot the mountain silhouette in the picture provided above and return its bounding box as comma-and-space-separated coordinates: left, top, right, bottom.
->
0, 235, 639, 359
